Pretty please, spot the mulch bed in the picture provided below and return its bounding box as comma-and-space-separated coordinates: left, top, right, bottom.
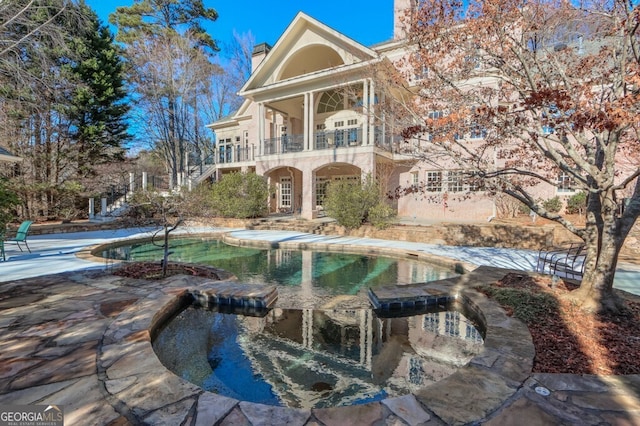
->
113, 261, 221, 280
486, 273, 640, 375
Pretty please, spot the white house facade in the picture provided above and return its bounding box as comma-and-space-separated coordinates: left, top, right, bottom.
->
205, 1, 566, 222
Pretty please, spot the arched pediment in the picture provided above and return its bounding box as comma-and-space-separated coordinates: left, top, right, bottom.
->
278, 44, 345, 81
239, 12, 379, 95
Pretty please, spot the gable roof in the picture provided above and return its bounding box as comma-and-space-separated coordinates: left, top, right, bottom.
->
240, 12, 380, 96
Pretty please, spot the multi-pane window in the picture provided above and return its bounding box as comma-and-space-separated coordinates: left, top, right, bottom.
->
468, 175, 482, 192
411, 171, 419, 186
446, 171, 465, 192
317, 90, 344, 113
469, 123, 487, 139
426, 171, 442, 192
423, 313, 439, 334
558, 171, 576, 193
315, 178, 329, 206
424, 170, 482, 192
445, 311, 461, 337
427, 110, 445, 120
414, 65, 429, 81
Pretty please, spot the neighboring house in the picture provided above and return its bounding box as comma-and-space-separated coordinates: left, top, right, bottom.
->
0, 146, 21, 166
205, 1, 580, 221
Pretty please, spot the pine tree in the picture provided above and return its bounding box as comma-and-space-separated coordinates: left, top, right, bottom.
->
67, 6, 130, 175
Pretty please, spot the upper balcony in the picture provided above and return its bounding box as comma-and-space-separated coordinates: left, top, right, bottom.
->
211, 126, 401, 167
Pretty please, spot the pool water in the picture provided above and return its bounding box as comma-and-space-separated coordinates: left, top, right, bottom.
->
153, 304, 485, 409
103, 238, 457, 307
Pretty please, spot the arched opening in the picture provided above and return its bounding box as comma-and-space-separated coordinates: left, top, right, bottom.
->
278, 45, 344, 81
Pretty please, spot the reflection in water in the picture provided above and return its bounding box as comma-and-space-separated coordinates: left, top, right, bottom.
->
103, 239, 456, 307
153, 305, 484, 409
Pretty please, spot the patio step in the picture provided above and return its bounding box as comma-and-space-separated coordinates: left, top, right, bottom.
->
368, 286, 455, 310
191, 282, 278, 310
246, 217, 328, 234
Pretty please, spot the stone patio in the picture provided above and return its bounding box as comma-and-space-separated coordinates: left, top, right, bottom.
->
1, 228, 640, 425
1, 265, 639, 425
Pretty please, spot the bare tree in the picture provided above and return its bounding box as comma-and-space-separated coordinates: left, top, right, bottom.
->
127, 31, 219, 187
202, 31, 254, 123
385, 0, 640, 311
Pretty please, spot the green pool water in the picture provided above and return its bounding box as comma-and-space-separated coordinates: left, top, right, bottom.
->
103, 238, 456, 306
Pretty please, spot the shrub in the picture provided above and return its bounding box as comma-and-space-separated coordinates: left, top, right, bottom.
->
324, 175, 394, 229
209, 172, 270, 218
542, 196, 562, 213
565, 191, 587, 215
126, 190, 165, 219
181, 183, 216, 217
323, 180, 367, 229
368, 202, 396, 229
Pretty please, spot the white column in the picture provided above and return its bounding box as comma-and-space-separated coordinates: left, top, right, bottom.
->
301, 170, 315, 219
303, 93, 309, 151
100, 197, 107, 217
142, 172, 148, 191
88, 198, 95, 219
308, 91, 315, 150
368, 79, 376, 145
129, 172, 135, 192
362, 79, 369, 146
258, 103, 265, 155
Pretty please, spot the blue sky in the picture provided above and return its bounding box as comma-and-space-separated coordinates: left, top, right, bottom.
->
85, 0, 395, 48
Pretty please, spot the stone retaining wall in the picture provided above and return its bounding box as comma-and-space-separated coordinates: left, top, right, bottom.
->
19, 216, 638, 260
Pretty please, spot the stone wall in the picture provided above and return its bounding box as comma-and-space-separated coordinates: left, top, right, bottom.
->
322, 222, 576, 250
18, 216, 638, 261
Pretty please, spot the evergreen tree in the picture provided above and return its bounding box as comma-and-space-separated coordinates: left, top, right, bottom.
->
109, 0, 219, 187
67, 6, 130, 174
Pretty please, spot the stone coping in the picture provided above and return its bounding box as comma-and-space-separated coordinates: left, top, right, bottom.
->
98, 276, 534, 425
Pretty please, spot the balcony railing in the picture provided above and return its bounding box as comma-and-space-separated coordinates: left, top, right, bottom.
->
216, 145, 256, 164
207, 126, 403, 168
264, 135, 305, 155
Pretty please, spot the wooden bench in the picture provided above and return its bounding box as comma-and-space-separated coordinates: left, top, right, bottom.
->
536, 242, 586, 280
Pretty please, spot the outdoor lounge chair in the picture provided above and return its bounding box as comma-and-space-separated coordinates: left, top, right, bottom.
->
5, 220, 33, 254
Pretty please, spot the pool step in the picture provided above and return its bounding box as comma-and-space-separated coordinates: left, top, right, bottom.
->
191, 282, 278, 309
368, 286, 456, 310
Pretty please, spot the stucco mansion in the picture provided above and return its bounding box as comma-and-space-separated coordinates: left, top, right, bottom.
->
205, 1, 565, 222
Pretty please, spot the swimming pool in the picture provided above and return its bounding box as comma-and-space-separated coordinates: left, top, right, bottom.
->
102, 238, 458, 308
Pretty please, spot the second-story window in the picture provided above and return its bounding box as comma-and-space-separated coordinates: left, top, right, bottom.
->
317, 90, 344, 113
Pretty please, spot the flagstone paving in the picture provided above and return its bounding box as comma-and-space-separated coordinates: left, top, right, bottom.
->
0, 228, 639, 425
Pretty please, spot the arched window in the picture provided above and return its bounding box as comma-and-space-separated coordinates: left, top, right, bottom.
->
317, 90, 344, 113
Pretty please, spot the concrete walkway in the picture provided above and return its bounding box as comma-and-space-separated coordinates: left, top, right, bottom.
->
1, 227, 639, 425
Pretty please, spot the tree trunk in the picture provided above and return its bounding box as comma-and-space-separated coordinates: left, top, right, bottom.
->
573, 215, 624, 313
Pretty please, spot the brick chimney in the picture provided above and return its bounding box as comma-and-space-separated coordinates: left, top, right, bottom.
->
252, 42, 272, 72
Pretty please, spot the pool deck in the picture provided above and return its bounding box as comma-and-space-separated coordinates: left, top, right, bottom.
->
1, 226, 639, 425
